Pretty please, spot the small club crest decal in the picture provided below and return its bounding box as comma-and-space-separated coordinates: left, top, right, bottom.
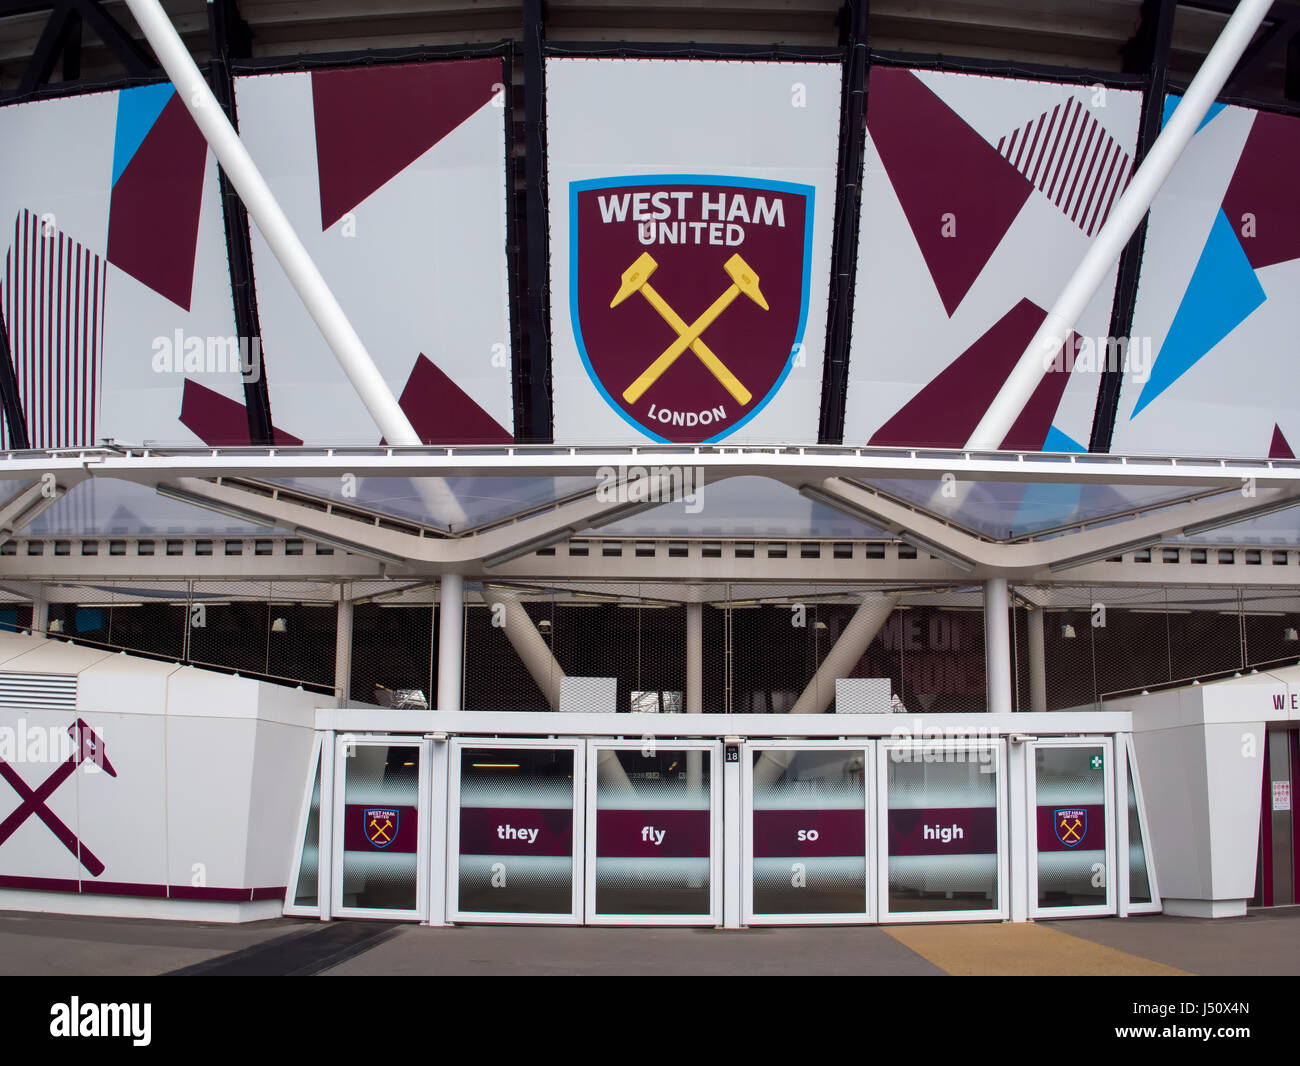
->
1055, 808, 1087, 848
364, 807, 400, 850
570, 175, 813, 442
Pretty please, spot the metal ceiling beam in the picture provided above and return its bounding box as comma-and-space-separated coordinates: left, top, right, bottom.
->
7, 533, 1300, 587
1224, 13, 1300, 95
73, 0, 154, 74
139, 467, 1300, 578
206, 0, 274, 447
0, 476, 77, 543
151, 467, 717, 568
811, 475, 1300, 577
520, 0, 552, 442
18, 0, 73, 94
817, 0, 869, 445
13, 445, 1300, 489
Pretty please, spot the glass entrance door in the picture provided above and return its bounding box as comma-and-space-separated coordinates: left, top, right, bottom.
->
1027, 738, 1116, 918
878, 738, 1008, 922
448, 739, 584, 923
743, 742, 874, 924
331, 735, 430, 920
584, 741, 721, 925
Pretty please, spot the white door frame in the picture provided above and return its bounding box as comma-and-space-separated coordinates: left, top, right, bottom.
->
1025, 736, 1116, 919
742, 740, 877, 926
584, 739, 722, 926
331, 734, 431, 921
1118, 732, 1162, 915
283, 732, 325, 918
876, 738, 1010, 923
446, 737, 585, 925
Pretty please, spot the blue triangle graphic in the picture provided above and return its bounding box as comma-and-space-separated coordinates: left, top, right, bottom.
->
1161, 93, 1226, 135
1009, 425, 1086, 532
1131, 209, 1265, 419
1043, 425, 1086, 453
112, 83, 175, 187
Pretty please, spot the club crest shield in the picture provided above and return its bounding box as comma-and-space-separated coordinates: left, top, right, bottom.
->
1055, 808, 1086, 848
570, 175, 814, 442
364, 807, 400, 850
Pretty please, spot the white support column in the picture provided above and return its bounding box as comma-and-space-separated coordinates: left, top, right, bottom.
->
1007, 737, 1030, 923
426, 735, 450, 926
686, 602, 703, 791
436, 574, 464, 712
30, 588, 48, 638
722, 741, 743, 928
1027, 606, 1047, 714
686, 602, 703, 714
1116, 734, 1132, 919
334, 588, 353, 708
318, 732, 336, 922
984, 579, 1013, 714
966, 0, 1273, 450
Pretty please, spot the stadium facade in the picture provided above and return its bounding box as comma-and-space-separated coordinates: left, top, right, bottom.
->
0, 0, 1297, 927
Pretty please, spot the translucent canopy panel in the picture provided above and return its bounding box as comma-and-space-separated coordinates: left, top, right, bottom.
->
25, 479, 282, 536
865, 478, 1207, 541
0, 479, 34, 499
1171, 509, 1300, 546
589, 477, 889, 538
262, 476, 597, 532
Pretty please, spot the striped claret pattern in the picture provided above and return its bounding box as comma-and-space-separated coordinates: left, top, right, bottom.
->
1, 209, 107, 449
997, 96, 1133, 238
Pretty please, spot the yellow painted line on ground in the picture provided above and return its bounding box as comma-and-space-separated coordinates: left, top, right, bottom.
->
884, 922, 1190, 976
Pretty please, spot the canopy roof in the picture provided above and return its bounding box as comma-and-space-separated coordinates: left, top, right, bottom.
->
3, 444, 1299, 583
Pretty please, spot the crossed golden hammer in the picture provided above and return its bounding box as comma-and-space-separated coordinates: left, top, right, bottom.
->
610, 251, 768, 406
1058, 816, 1083, 843
368, 816, 393, 844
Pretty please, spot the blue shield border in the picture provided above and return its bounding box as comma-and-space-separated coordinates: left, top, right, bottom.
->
568, 173, 815, 444
364, 807, 400, 850
1054, 808, 1086, 848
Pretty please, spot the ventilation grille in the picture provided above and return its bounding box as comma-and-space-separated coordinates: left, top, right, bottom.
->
0, 672, 77, 711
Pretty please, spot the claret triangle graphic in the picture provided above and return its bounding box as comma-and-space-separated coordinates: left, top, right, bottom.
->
868, 67, 1033, 317
312, 60, 502, 230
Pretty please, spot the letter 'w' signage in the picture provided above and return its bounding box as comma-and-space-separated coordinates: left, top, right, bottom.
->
570, 176, 814, 443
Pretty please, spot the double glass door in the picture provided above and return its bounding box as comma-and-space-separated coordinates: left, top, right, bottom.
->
446, 739, 722, 925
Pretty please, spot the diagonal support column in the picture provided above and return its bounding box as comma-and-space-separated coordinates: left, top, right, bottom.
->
754, 593, 899, 787
122, 0, 464, 525
967, 0, 1274, 451
480, 586, 631, 787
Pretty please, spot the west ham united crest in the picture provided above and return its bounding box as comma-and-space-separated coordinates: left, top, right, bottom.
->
571, 175, 814, 443
1055, 808, 1087, 848
364, 807, 400, 849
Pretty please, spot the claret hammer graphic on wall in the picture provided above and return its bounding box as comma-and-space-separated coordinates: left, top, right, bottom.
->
571, 176, 814, 443
0, 718, 116, 877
